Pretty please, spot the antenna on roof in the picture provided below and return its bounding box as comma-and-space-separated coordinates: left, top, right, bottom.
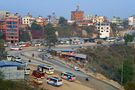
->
76, 4, 80, 11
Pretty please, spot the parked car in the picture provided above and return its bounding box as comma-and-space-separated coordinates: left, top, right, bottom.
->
61, 72, 76, 81
44, 54, 53, 59
32, 70, 45, 78
34, 43, 41, 46
106, 37, 116, 42
10, 46, 22, 51
38, 49, 42, 52
47, 76, 63, 86
15, 57, 22, 62
24, 68, 30, 75
74, 66, 80, 71
33, 78, 43, 85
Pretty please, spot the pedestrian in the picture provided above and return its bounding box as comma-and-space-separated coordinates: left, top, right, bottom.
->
85, 77, 89, 81
32, 53, 34, 57
28, 59, 31, 62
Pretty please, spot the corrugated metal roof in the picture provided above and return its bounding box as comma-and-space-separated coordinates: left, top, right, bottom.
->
75, 54, 87, 59
52, 48, 75, 52
0, 61, 22, 67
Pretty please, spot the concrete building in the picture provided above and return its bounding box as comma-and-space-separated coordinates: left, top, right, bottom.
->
0, 61, 25, 80
111, 16, 122, 25
22, 15, 34, 27
128, 16, 135, 27
35, 16, 48, 26
0, 13, 20, 43
96, 22, 111, 38
71, 5, 84, 21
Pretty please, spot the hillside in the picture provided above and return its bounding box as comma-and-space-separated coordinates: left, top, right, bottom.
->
79, 45, 135, 86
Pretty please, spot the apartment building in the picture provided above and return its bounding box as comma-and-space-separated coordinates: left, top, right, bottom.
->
111, 16, 123, 25
22, 15, 34, 27
96, 22, 111, 38
0, 11, 20, 43
128, 16, 135, 27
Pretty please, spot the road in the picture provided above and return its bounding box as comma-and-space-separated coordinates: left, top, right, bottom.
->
8, 46, 120, 90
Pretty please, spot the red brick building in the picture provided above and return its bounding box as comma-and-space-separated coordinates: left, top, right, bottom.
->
71, 5, 84, 21
0, 15, 20, 43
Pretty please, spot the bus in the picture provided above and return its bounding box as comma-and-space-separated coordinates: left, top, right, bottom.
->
61, 72, 76, 81
37, 64, 54, 75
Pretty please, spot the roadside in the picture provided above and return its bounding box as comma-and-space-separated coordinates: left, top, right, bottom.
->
22, 50, 122, 90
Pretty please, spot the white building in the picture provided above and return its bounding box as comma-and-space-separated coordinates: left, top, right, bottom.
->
96, 22, 111, 38
128, 16, 135, 27
111, 16, 122, 25
0, 61, 25, 80
22, 15, 35, 26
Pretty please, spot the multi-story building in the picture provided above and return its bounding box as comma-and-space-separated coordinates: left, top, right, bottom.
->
96, 22, 111, 38
0, 12, 20, 43
85, 15, 107, 23
22, 15, 34, 27
128, 16, 135, 27
71, 5, 84, 21
35, 16, 48, 26
111, 16, 122, 25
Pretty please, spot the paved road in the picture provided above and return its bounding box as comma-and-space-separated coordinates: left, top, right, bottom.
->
8, 47, 119, 90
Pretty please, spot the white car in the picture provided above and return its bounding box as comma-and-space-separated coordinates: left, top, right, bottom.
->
15, 57, 22, 62
33, 78, 43, 85
38, 49, 42, 52
47, 76, 63, 86
45, 54, 53, 59
10, 46, 22, 51
74, 66, 80, 71
35, 43, 41, 46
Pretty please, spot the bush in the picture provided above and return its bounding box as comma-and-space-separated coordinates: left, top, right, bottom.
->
124, 82, 135, 90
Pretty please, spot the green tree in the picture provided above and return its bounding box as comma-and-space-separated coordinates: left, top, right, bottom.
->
124, 82, 135, 90
124, 34, 134, 44
55, 25, 73, 37
0, 30, 3, 39
122, 59, 134, 84
0, 39, 7, 60
58, 17, 67, 26
31, 22, 42, 30
19, 30, 31, 42
44, 23, 57, 48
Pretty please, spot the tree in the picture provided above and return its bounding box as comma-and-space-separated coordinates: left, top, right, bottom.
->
55, 25, 73, 37
124, 34, 134, 44
44, 23, 57, 48
0, 30, 3, 39
122, 59, 134, 84
0, 39, 7, 60
19, 30, 31, 42
31, 22, 42, 30
124, 82, 135, 90
58, 17, 67, 26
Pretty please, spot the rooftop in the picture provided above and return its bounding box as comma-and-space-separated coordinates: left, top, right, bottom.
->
0, 60, 23, 67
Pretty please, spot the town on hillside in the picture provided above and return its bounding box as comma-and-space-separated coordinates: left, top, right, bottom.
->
0, 5, 135, 90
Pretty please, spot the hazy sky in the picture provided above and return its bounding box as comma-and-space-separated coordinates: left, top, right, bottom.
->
0, 0, 135, 19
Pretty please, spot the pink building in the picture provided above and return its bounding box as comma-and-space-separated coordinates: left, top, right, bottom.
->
0, 15, 20, 43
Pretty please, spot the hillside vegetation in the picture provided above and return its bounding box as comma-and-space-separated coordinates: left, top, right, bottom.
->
80, 45, 135, 89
